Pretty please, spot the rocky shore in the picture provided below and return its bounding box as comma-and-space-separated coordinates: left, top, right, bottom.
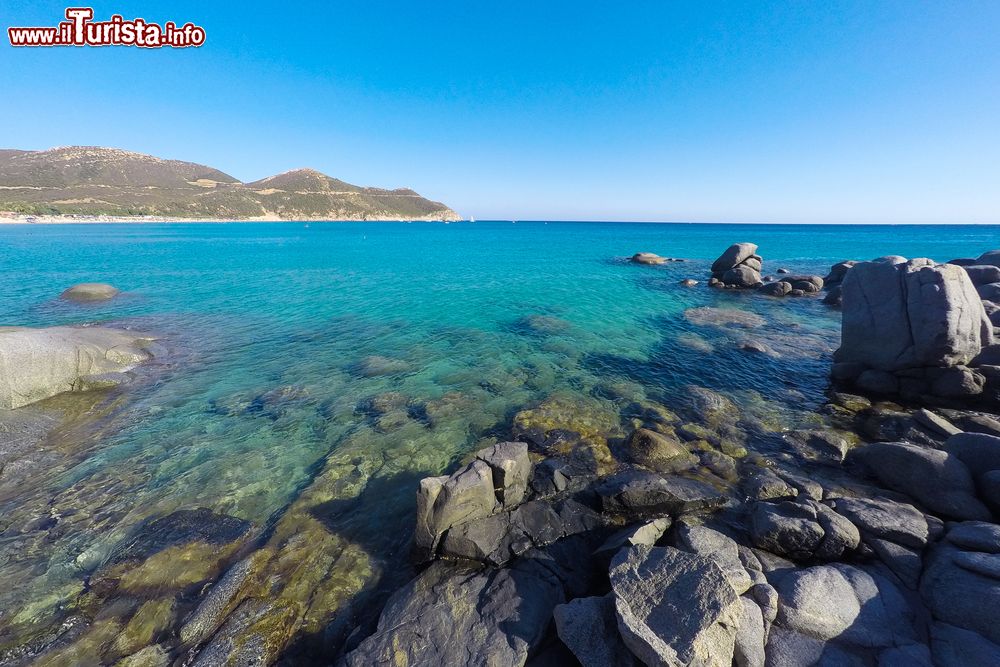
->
4, 248, 1000, 666
334, 245, 1000, 666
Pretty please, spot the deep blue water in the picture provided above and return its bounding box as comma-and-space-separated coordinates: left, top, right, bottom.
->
0, 221, 997, 651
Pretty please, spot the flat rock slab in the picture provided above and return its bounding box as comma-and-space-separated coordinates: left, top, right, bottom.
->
610, 545, 741, 667
0, 325, 154, 409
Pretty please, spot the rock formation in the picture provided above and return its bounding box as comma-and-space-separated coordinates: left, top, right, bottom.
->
833, 256, 999, 405
710, 243, 763, 288
0, 325, 155, 409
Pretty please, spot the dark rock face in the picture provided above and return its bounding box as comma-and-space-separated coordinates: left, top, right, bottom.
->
343, 554, 568, 667
609, 545, 741, 667
596, 469, 726, 519
921, 533, 1000, 645
850, 441, 991, 521
749, 499, 859, 560
414, 442, 531, 560
759, 281, 792, 297
554, 595, 638, 667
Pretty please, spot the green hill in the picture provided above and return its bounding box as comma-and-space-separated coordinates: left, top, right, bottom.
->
0, 147, 460, 221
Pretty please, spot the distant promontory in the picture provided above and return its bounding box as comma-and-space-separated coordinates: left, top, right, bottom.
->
0, 146, 460, 221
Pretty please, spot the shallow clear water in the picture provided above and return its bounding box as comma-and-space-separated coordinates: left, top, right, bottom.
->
0, 221, 997, 661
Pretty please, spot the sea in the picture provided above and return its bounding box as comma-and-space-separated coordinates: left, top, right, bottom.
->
0, 221, 997, 662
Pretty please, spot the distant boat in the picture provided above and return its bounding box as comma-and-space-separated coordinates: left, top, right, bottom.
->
469, 216, 476, 223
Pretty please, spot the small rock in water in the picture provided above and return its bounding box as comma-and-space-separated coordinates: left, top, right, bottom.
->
631, 252, 668, 265
60, 282, 120, 302
684, 307, 766, 329
680, 278, 699, 286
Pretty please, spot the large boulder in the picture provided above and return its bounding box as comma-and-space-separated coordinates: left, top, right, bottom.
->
343, 554, 567, 666
610, 545, 742, 667
749, 499, 859, 561
850, 441, 990, 521
414, 442, 530, 559
836, 260, 992, 372
554, 595, 638, 667
921, 535, 1000, 645
631, 252, 667, 265
712, 243, 758, 274
0, 325, 155, 409
624, 428, 697, 473
596, 469, 726, 518
977, 249, 1000, 268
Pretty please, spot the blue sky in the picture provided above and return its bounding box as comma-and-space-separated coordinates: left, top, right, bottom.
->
1, 1, 998, 223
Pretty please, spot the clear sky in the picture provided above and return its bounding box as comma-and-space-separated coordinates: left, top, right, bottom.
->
1, 1, 998, 223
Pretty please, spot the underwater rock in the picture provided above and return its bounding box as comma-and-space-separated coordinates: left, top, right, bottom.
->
95, 508, 253, 595
0, 325, 155, 409
351, 355, 413, 377
60, 282, 121, 302
511, 393, 620, 474
512, 314, 571, 335
624, 428, 697, 473
684, 307, 766, 329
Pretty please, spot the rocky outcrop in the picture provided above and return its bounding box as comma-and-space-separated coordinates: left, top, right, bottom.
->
414, 441, 531, 560
749, 499, 860, 560
0, 325, 155, 409
833, 258, 996, 405
710, 243, 763, 288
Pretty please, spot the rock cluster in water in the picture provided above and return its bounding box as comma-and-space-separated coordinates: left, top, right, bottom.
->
709, 242, 764, 288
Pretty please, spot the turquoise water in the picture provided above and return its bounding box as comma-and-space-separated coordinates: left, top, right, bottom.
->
0, 221, 997, 662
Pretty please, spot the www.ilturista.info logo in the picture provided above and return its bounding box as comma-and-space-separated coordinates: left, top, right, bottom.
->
8, 8, 205, 48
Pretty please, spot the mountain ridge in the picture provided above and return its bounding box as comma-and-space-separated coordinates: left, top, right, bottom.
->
0, 146, 460, 221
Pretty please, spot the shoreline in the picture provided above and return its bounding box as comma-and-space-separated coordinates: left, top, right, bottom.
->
0, 213, 463, 224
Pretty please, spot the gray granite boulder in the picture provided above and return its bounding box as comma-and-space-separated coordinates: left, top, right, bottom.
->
836, 260, 992, 372
946, 521, 1000, 552
415, 441, 532, 559
850, 441, 991, 521
759, 281, 792, 297
596, 469, 726, 518
0, 325, 155, 409
749, 499, 859, 561
631, 252, 667, 265
962, 265, 1000, 286
554, 595, 638, 667
343, 554, 567, 667
931, 621, 1000, 667
610, 545, 742, 667
775, 563, 918, 648
832, 496, 929, 549
978, 249, 1000, 267
723, 265, 763, 289
712, 243, 759, 274
921, 539, 1000, 644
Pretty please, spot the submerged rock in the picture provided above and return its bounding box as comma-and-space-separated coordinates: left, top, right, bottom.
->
60, 282, 121, 302
0, 326, 155, 409
684, 307, 766, 329
624, 427, 697, 473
